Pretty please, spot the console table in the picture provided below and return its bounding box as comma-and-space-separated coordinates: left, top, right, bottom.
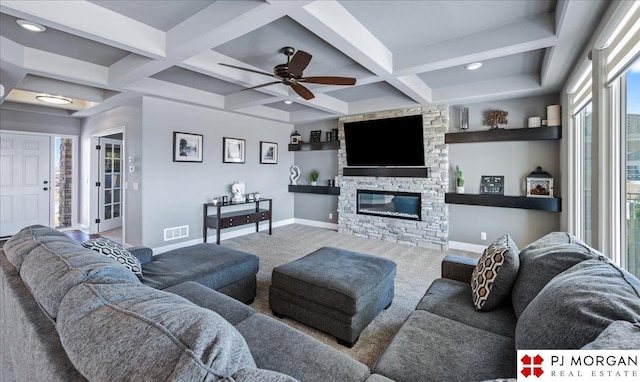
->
203, 198, 272, 244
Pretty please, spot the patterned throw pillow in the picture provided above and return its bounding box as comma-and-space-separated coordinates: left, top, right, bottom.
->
471, 234, 520, 311
82, 238, 143, 278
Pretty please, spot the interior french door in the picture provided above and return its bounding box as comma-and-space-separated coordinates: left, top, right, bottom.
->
0, 132, 51, 237
97, 138, 123, 232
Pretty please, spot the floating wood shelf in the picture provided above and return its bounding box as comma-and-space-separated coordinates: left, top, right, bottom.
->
288, 185, 340, 195
343, 167, 429, 178
288, 141, 340, 151
445, 125, 561, 144
445, 193, 561, 212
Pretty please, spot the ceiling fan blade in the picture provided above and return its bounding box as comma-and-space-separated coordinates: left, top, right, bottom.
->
300, 76, 356, 86
218, 63, 275, 78
241, 81, 281, 91
288, 50, 312, 77
290, 82, 315, 100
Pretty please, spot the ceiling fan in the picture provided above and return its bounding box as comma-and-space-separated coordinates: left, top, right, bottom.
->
219, 47, 356, 101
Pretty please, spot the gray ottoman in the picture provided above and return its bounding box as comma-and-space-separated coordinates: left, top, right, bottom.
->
269, 246, 397, 347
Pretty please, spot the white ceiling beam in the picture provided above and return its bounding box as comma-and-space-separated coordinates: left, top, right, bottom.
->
291, 0, 432, 105
124, 78, 225, 110
433, 73, 541, 104
289, 108, 339, 124
394, 13, 557, 76
224, 90, 283, 110
0, 0, 165, 58
235, 105, 291, 123
72, 92, 142, 118
23, 48, 109, 88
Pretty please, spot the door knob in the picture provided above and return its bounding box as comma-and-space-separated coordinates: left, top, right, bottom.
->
43, 180, 48, 184
43, 187, 49, 191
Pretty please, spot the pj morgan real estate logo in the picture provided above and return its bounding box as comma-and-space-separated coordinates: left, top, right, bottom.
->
517, 350, 640, 381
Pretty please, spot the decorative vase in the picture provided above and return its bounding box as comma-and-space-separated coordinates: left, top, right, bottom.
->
456, 186, 465, 194
311, 181, 317, 186
254, 193, 260, 200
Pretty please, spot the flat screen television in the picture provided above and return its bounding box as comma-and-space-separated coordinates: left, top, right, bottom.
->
344, 115, 425, 167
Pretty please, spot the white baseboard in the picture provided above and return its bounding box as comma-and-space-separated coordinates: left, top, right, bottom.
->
448, 241, 486, 254
152, 218, 295, 254
293, 218, 338, 230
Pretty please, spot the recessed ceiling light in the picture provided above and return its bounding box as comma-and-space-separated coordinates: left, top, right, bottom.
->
284, 100, 293, 105
465, 62, 483, 71
36, 94, 72, 105
17, 19, 46, 32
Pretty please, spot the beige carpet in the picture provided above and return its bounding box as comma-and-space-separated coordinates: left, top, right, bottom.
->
222, 224, 480, 369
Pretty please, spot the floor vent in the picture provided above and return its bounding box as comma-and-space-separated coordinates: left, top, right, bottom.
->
164, 225, 189, 241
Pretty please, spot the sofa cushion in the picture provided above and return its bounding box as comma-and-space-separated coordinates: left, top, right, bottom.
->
140, 243, 259, 290
3, 225, 77, 271
235, 313, 371, 382
516, 259, 640, 350
471, 234, 519, 311
10, 228, 139, 320
511, 232, 603, 318
81, 237, 143, 278
416, 278, 517, 338
581, 321, 640, 350
57, 281, 255, 381
373, 310, 515, 381
164, 281, 256, 325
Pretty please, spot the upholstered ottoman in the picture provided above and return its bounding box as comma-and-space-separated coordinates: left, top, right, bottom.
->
269, 246, 397, 347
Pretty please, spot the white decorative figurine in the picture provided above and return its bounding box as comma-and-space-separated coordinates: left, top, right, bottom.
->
231, 181, 245, 203
290, 166, 301, 185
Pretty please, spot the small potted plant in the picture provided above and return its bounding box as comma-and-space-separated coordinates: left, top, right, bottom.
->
310, 169, 319, 186
455, 165, 465, 193
254, 191, 260, 200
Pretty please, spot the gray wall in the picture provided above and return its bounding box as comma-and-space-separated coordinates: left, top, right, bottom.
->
141, 97, 294, 248
449, 95, 561, 248
81, 100, 143, 245
293, 119, 339, 224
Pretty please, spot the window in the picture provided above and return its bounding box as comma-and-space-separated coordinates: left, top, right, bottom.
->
623, 57, 640, 277
574, 102, 593, 245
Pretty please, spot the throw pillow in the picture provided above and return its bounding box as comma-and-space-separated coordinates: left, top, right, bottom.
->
82, 238, 143, 278
471, 234, 520, 311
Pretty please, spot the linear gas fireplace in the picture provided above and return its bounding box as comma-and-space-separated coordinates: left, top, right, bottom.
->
357, 190, 421, 221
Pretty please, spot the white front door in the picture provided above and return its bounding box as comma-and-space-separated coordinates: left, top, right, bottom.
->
0, 133, 51, 237
98, 138, 122, 232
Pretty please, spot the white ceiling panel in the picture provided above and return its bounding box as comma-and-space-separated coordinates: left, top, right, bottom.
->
0, 1, 611, 123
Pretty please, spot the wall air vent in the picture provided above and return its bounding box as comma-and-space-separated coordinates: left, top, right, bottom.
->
164, 225, 189, 241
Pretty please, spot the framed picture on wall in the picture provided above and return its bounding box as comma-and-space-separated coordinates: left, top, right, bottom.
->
173, 132, 203, 162
260, 141, 278, 164
223, 137, 245, 164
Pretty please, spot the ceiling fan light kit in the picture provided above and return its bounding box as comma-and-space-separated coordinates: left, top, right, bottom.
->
219, 47, 357, 101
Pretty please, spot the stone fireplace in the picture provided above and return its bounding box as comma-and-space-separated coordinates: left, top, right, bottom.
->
337, 106, 449, 249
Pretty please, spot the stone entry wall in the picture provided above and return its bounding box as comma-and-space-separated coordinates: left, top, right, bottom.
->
337, 106, 449, 249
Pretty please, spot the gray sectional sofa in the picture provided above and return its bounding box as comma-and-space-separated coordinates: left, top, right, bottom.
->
0, 225, 371, 381
2, 226, 639, 382
373, 232, 640, 381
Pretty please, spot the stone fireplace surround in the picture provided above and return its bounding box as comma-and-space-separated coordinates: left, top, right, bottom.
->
337, 106, 449, 249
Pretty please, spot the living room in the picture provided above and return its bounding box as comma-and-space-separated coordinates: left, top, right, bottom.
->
1, 1, 640, 381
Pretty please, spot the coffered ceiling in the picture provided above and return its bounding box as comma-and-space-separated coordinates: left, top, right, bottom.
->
0, 0, 609, 124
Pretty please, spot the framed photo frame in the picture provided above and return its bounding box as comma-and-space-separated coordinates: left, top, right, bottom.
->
310, 130, 322, 143
526, 178, 554, 198
260, 141, 278, 164
223, 137, 245, 164
480, 175, 504, 195
173, 132, 203, 163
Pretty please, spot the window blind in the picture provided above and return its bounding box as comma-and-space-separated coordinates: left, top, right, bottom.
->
606, 2, 640, 84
